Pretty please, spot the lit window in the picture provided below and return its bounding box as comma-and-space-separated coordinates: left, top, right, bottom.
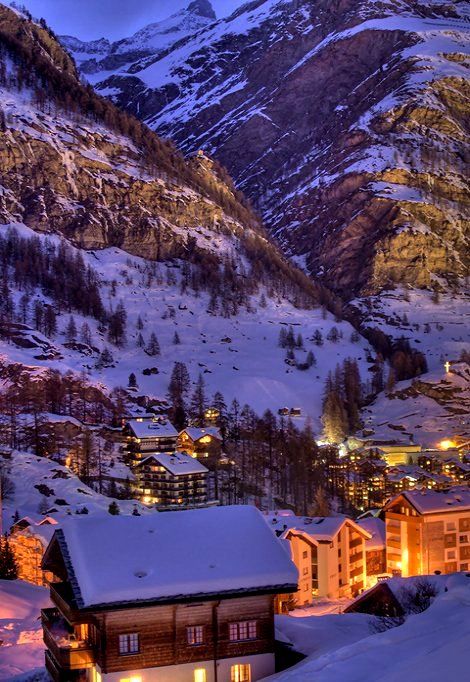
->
231, 664, 251, 682
229, 621, 257, 641
194, 669, 206, 682
92, 670, 102, 682
120, 678, 142, 682
187, 625, 204, 645
118, 633, 139, 655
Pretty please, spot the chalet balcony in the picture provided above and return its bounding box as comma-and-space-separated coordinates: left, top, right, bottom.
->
42, 608, 95, 671
349, 537, 363, 550
350, 551, 364, 565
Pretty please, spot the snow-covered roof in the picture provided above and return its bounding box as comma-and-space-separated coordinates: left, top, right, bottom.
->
180, 426, 222, 441
53, 506, 298, 608
126, 418, 178, 439
137, 451, 209, 475
265, 512, 370, 543
390, 487, 470, 514
357, 517, 385, 551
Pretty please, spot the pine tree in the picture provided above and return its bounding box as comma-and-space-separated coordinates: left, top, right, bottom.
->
312, 330, 323, 346
173, 331, 181, 345
295, 333, 303, 349
108, 501, 120, 515
136, 332, 145, 348
190, 373, 206, 425
145, 332, 160, 356
43, 306, 57, 337
96, 347, 114, 368
65, 315, 77, 342
128, 373, 138, 388
306, 350, 316, 367
327, 326, 339, 343
80, 322, 92, 346
136, 315, 144, 330
322, 382, 348, 444
0, 536, 18, 580
286, 326, 295, 348
278, 328, 288, 348
168, 362, 190, 428
311, 486, 331, 517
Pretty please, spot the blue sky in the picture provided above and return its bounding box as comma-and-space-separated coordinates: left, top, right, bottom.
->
19, 0, 244, 40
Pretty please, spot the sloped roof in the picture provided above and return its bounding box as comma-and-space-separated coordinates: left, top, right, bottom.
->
264, 512, 370, 543
137, 451, 208, 475
181, 426, 222, 441
387, 487, 470, 514
357, 517, 386, 551
50, 505, 298, 608
126, 418, 178, 439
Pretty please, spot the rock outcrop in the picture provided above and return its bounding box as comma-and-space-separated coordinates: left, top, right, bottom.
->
88, 0, 469, 296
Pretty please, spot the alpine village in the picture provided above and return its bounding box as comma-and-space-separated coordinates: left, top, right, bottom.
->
0, 1, 469, 681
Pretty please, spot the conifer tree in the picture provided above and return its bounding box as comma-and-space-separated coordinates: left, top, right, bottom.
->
145, 332, 160, 356
173, 331, 181, 345
190, 373, 206, 425
0, 536, 18, 580
65, 315, 77, 342
128, 373, 138, 388
108, 501, 120, 515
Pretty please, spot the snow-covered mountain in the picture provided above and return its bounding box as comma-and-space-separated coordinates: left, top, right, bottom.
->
61, 0, 216, 83
0, 2, 377, 431
88, 0, 470, 297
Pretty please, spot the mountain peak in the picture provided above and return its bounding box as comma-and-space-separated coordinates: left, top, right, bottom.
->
187, 0, 216, 20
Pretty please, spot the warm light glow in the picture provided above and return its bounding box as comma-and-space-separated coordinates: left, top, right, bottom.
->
444, 361, 450, 373
200, 435, 212, 444
119, 678, 142, 682
439, 439, 456, 450
194, 669, 207, 682
143, 496, 152, 504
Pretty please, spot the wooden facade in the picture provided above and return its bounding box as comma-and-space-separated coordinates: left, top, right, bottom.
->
42, 531, 294, 682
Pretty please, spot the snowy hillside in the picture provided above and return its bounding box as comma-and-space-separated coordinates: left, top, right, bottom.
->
0, 222, 374, 428
0, 450, 148, 533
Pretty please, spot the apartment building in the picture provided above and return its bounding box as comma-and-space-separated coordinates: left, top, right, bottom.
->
383, 487, 470, 577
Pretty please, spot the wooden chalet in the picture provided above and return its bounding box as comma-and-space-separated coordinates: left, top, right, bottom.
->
41, 506, 298, 682
178, 427, 222, 460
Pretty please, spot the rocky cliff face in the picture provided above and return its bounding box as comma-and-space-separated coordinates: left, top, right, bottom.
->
88, 0, 469, 297
0, 4, 255, 261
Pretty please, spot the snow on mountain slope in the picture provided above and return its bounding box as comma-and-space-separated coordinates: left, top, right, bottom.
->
0, 223, 374, 428
362, 362, 469, 449
265, 573, 470, 682
60, 0, 217, 83
91, 0, 469, 296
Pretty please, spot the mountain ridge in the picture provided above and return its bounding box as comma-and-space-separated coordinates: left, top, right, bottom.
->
83, 0, 469, 297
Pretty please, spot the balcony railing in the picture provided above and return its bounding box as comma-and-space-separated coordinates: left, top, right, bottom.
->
42, 608, 95, 671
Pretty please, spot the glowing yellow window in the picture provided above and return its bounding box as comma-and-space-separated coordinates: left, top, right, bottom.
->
194, 669, 207, 682
120, 677, 142, 682
231, 664, 251, 682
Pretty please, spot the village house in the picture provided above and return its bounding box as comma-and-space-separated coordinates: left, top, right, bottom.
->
133, 451, 210, 509
348, 439, 422, 467
178, 427, 222, 461
383, 487, 470, 577
357, 517, 386, 587
9, 516, 58, 586
40, 506, 298, 682
124, 417, 178, 464
265, 511, 370, 606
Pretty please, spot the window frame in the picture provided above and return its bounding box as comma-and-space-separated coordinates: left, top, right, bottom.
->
118, 632, 139, 656
187, 625, 204, 646
231, 663, 251, 682
228, 620, 257, 642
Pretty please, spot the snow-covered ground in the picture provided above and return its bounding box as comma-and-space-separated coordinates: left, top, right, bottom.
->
353, 288, 470, 373
0, 580, 50, 681
266, 573, 470, 681
0, 451, 150, 534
